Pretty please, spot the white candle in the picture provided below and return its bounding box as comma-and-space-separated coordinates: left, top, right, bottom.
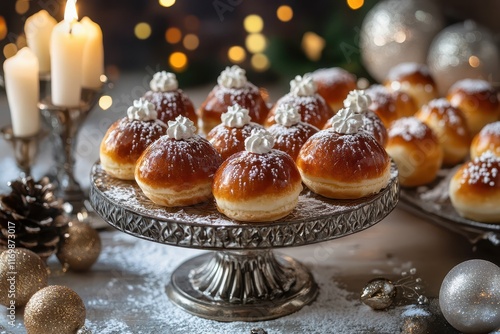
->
24, 10, 56, 74
81, 16, 104, 89
3, 48, 40, 137
50, 0, 88, 107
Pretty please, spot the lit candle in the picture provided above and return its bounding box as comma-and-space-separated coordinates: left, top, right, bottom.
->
80, 16, 104, 89
50, 0, 88, 107
3, 48, 40, 137
24, 10, 57, 75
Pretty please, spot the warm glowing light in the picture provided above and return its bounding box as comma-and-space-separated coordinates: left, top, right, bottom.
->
184, 15, 200, 31
301, 32, 325, 61
251, 53, 270, 72
469, 55, 480, 68
246, 33, 267, 53
165, 27, 182, 44
169, 52, 188, 72
16, 35, 27, 49
3, 43, 17, 59
0, 16, 7, 41
100, 74, 108, 83
394, 31, 406, 43
64, 0, 78, 22
135, 22, 152, 40
347, 0, 364, 10
276, 5, 293, 22
228, 46, 246, 63
159, 0, 176, 7
183, 34, 199, 50
244, 15, 264, 33
99, 95, 113, 110
15, 0, 30, 15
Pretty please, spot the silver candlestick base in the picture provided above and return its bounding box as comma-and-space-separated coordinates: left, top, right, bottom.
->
1, 126, 46, 177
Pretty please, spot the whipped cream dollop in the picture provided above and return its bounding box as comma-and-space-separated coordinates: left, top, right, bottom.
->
330, 107, 364, 134
274, 103, 301, 127
127, 98, 157, 121
290, 74, 317, 97
150, 71, 178, 92
343, 90, 372, 113
167, 115, 197, 140
221, 104, 251, 128
217, 65, 247, 89
245, 129, 275, 154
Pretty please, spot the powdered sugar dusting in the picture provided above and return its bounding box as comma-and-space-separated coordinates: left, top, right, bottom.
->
460, 151, 500, 187
421, 98, 468, 135
449, 78, 495, 95
311, 67, 356, 86
388, 117, 430, 142
386, 62, 431, 81
479, 121, 500, 136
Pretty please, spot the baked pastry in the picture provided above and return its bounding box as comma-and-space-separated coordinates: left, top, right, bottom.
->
364, 84, 399, 128
297, 107, 391, 199
392, 89, 418, 118
447, 78, 500, 136
324, 89, 388, 147
142, 71, 197, 124
415, 98, 471, 166
384, 62, 438, 108
470, 121, 500, 159
449, 151, 500, 223
212, 129, 302, 222
267, 103, 319, 160
100, 98, 168, 180
207, 104, 264, 161
198, 65, 269, 134
385, 117, 443, 187
265, 74, 334, 129
135, 116, 222, 207
310, 67, 357, 112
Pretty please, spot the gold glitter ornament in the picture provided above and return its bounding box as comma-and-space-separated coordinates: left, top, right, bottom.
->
24, 285, 86, 334
360, 278, 397, 310
56, 221, 101, 272
0, 248, 48, 307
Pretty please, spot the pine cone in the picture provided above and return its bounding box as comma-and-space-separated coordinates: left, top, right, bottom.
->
0, 177, 69, 260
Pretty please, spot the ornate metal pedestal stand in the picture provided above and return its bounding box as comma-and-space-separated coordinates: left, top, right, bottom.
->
1, 126, 46, 177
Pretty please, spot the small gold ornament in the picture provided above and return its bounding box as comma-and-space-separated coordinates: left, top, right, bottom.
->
56, 221, 101, 272
24, 285, 86, 334
0, 248, 48, 307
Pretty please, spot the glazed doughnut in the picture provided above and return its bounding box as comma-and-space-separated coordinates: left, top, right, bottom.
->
447, 78, 500, 136
470, 121, 500, 159
135, 116, 222, 207
212, 129, 302, 222
385, 117, 443, 187
100, 98, 167, 180
449, 151, 500, 223
364, 84, 399, 128
310, 67, 357, 112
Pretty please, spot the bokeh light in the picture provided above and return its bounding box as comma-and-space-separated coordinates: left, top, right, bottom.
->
3, 43, 17, 59
251, 53, 270, 72
183, 34, 199, 50
244, 15, 264, 33
134, 22, 152, 40
246, 33, 267, 54
165, 27, 182, 44
0, 16, 7, 41
276, 5, 293, 22
159, 0, 176, 8
99, 95, 113, 110
169, 52, 188, 72
469, 55, 480, 68
301, 32, 325, 61
347, 0, 364, 10
228, 46, 246, 63
15, 0, 30, 15
16, 35, 27, 49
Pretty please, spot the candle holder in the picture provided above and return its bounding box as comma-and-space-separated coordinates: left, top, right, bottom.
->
1, 126, 46, 177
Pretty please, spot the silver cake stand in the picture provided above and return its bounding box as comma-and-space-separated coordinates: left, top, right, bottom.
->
89, 163, 399, 322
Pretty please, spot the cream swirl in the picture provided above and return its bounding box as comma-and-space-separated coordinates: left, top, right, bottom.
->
330, 107, 364, 134
167, 115, 197, 140
221, 104, 251, 128
343, 90, 372, 113
127, 98, 157, 121
150, 71, 178, 92
217, 65, 247, 89
245, 129, 275, 154
274, 103, 301, 127
290, 74, 316, 97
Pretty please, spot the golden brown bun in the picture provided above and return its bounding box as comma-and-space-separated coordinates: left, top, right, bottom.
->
311, 67, 357, 111
296, 130, 391, 199
143, 89, 197, 125
447, 79, 500, 136
364, 85, 399, 128
207, 122, 264, 161
449, 152, 500, 223
198, 83, 269, 134
392, 90, 418, 117
135, 135, 222, 207
386, 117, 443, 187
323, 110, 388, 148
265, 93, 334, 129
470, 121, 500, 159
100, 117, 167, 180
212, 150, 302, 222
384, 62, 438, 108
267, 122, 319, 160
415, 98, 471, 166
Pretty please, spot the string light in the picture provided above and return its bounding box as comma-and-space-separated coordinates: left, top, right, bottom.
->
246, 33, 266, 53
159, 0, 176, 7
134, 22, 152, 40
0, 16, 7, 41
244, 15, 264, 33
347, 0, 364, 10
228, 46, 246, 63
301, 32, 325, 61
15, 0, 30, 15
183, 34, 199, 50
276, 5, 293, 22
165, 27, 182, 44
99, 96, 113, 110
169, 52, 188, 72
251, 53, 270, 72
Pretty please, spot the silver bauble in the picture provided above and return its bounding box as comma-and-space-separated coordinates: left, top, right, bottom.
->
428, 20, 500, 95
360, 0, 444, 82
439, 259, 500, 333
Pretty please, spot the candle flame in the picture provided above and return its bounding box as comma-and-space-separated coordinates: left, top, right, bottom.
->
64, 0, 78, 22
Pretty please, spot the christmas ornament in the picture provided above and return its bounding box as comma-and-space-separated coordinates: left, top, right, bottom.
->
0, 248, 48, 307
428, 20, 500, 95
24, 285, 86, 334
400, 298, 457, 334
76, 326, 93, 334
360, 0, 444, 82
0, 177, 69, 260
56, 221, 101, 272
439, 259, 500, 334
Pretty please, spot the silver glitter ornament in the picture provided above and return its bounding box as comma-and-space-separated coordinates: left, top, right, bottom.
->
439, 259, 500, 333
360, 0, 444, 82
428, 21, 500, 95
77, 326, 93, 334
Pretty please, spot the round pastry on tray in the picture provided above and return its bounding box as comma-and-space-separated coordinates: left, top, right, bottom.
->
100, 98, 167, 180
198, 65, 269, 134
212, 129, 302, 222
310, 67, 357, 112
135, 115, 222, 207
449, 151, 500, 223
364, 84, 399, 128
142, 71, 197, 124
297, 107, 391, 199
470, 121, 500, 159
